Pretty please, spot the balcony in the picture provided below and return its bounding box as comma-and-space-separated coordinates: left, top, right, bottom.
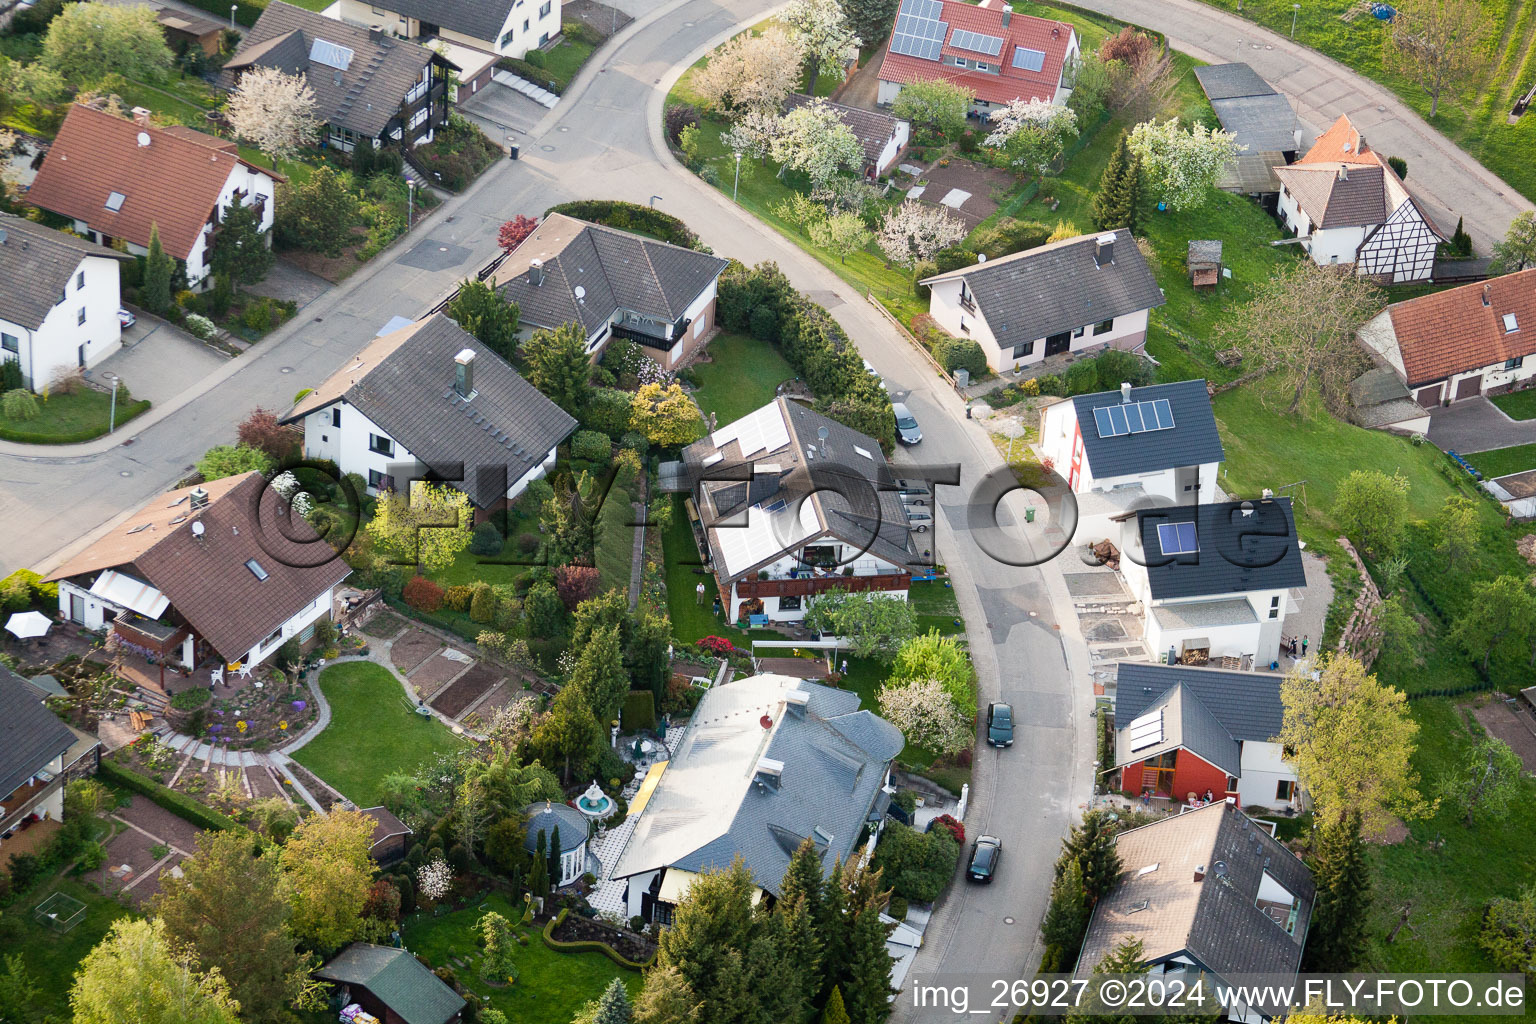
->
0, 771, 63, 837
958, 293, 977, 314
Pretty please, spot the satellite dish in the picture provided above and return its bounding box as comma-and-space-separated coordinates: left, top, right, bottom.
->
136, 131, 151, 147
977, 253, 987, 262
817, 426, 829, 441
573, 285, 586, 302
191, 521, 205, 537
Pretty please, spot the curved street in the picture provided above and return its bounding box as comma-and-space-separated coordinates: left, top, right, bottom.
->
1, 0, 1528, 1014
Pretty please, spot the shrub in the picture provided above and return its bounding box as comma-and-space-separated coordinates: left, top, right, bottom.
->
929, 813, 965, 845
403, 576, 445, 613
469, 582, 496, 623
619, 431, 649, 457
585, 387, 634, 438
971, 219, 1050, 260
888, 895, 909, 919
184, 313, 216, 340
665, 103, 700, 144
469, 521, 504, 557
170, 688, 211, 711
2, 389, 40, 421
1035, 373, 1066, 396
620, 691, 656, 732
935, 337, 989, 378
1093, 349, 1153, 391
546, 200, 702, 250
571, 429, 612, 463
1064, 359, 1099, 396
872, 822, 960, 903
523, 47, 547, 68
516, 533, 541, 554
443, 585, 474, 612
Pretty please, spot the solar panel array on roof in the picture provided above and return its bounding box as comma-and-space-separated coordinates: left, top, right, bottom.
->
309, 37, 354, 70
890, 0, 947, 61
1128, 708, 1163, 752
1012, 46, 1046, 71
950, 28, 1003, 56
1092, 398, 1175, 438
1157, 521, 1199, 556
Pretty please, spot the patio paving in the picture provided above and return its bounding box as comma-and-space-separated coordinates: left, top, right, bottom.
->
910, 159, 1015, 228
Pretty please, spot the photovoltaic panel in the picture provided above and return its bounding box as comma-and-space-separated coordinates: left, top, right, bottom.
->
1092, 398, 1176, 437
1156, 521, 1198, 556
950, 28, 1003, 56
1012, 46, 1046, 72
1107, 405, 1128, 435
890, 0, 947, 62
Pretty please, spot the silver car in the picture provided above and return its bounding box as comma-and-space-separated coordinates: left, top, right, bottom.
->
892, 402, 922, 444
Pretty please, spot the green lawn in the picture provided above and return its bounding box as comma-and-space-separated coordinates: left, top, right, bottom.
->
691, 331, 796, 426
662, 494, 746, 645
1463, 441, 1536, 478
540, 33, 598, 90
1489, 388, 1536, 420
292, 662, 467, 806
402, 891, 638, 1023
0, 387, 150, 444
1189, 0, 1536, 205
909, 578, 965, 636
14, 877, 135, 1020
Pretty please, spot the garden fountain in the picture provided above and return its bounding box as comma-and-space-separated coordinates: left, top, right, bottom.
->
575, 780, 616, 822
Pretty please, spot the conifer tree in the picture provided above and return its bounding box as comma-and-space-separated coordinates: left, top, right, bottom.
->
548, 825, 562, 887
1302, 813, 1371, 970
815, 860, 851, 1002
592, 977, 634, 1024
1059, 812, 1123, 901
841, 902, 895, 1023
780, 838, 826, 924
1040, 856, 1092, 966
527, 830, 549, 898
821, 986, 851, 1024
1092, 134, 1142, 233
143, 224, 173, 316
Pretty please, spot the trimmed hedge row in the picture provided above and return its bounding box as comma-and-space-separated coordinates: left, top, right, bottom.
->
545, 200, 703, 251
540, 908, 656, 970
99, 757, 246, 834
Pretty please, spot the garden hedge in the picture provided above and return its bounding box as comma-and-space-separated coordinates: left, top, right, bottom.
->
620, 691, 655, 733
546, 201, 702, 250
541, 908, 656, 969
99, 758, 246, 834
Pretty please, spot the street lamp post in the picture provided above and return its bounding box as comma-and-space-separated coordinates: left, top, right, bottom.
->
1291, 3, 1300, 37
406, 179, 416, 230
733, 152, 742, 204
230, 4, 237, 27
649, 195, 662, 208
104, 373, 118, 434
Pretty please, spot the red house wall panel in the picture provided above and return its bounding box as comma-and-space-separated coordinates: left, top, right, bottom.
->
1170, 751, 1230, 804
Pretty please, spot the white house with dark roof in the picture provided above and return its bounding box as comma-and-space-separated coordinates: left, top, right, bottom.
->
1075, 801, 1314, 1023
1110, 663, 1299, 811
0, 666, 99, 859
331, 0, 559, 63
1116, 498, 1306, 669
921, 231, 1165, 373
676, 397, 921, 624
281, 313, 576, 506
491, 213, 730, 370
611, 673, 903, 925
0, 214, 132, 389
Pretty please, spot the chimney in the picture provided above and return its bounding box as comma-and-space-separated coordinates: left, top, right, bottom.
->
1193, 864, 1207, 883
1001, 8, 1011, 26
454, 348, 475, 398
1261, 487, 1274, 500
528, 258, 545, 286
1119, 381, 1131, 404
785, 689, 811, 715
1338, 165, 1348, 182
1483, 283, 1492, 307
131, 106, 152, 127
754, 756, 784, 791
190, 487, 209, 511
1094, 232, 1116, 267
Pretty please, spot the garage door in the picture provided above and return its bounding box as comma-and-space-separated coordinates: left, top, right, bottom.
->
1415, 386, 1441, 408
1454, 375, 1484, 401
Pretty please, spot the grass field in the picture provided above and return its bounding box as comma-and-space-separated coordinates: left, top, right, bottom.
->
1463, 441, 1536, 477
691, 331, 795, 426
909, 578, 966, 636
0, 387, 151, 444
401, 891, 639, 1024
14, 877, 135, 1021
1488, 387, 1536, 420
1190, 0, 1536, 205
662, 493, 744, 644
292, 662, 467, 806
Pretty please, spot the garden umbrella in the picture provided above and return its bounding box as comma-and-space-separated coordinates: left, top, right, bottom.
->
4, 611, 52, 639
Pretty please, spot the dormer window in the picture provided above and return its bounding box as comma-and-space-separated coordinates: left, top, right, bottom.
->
1503, 313, 1519, 333
953, 56, 969, 67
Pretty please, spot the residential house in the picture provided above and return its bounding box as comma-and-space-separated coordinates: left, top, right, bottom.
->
1111, 662, 1299, 811
1038, 379, 1225, 543
43, 473, 351, 691
25, 104, 281, 291
330, 0, 560, 67
1075, 801, 1314, 1023
876, 0, 1079, 115
1117, 497, 1307, 668
1192, 63, 1297, 198
0, 214, 132, 389
360, 806, 413, 865
0, 665, 100, 860
281, 312, 576, 506
921, 231, 1165, 373
783, 94, 910, 178
677, 398, 921, 624
491, 213, 730, 370
612, 674, 903, 925
223, 1, 456, 154
523, 800, 589, 887
1357, 267, 1536, 409
314, 943, 465, 1024
1274, 114, 1445, 283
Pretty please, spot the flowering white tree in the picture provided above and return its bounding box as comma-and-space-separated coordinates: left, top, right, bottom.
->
723, 108, 782, 164
770, 99, 863, 188
983, 98, 1078, 175
877, 200, 967, 283
225, 66, 321, 167
810, 211, 873, 263
693, 28, 805, 115
417, 857, 452, 901
783, 0, 861, 94
1126, 117, 1242, 212
877, 678, 972, 753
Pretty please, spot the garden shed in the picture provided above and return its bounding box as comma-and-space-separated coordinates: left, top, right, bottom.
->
1187, 240, 1223, 290
315, 943, 464, 1024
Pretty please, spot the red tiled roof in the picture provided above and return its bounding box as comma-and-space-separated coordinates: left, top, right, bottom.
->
1387, 269, 1536, 386
26, 105, 279, 261
876, 0, 1074, 106
1297, 114, 1377, 166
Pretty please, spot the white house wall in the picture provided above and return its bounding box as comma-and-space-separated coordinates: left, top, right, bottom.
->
1235, 740, 1300, 812
242, 585, 337, 666
876, 120, 911, 176
1356, 309, 1406, 378
302, 402, 419, 493
928, 279, 1151, 372
0, 253, 122, 389
340, 0, 561, 57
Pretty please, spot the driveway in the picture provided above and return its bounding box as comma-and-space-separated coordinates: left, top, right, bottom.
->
244, 259, 333, 311
85, 316, 230, 408
458, 80, 547, 140
1427, 397, 1536, 453
833, 43, 886, 111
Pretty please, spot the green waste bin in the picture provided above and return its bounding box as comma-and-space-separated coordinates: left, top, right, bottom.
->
1025, 507, 1036, 523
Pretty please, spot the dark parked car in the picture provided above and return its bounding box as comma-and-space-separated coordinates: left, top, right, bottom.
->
892, 402, 922, 445
987, 702, 1013, 747
967, 835, 1002, 883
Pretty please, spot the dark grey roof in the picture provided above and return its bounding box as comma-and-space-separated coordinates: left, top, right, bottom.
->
1134, 498, 1306, 601
282, 314, 576, 507
0, 665, 77, 804
1077, 802, 1314, 1007
1210, 94, 1298, 154
1219, 150, 1286, 195
1192, 63, 1275, 100
315, 944, 465, 1024
0, 215, 131, 331
784, 93, 903, 168
1274, 164, 1388, 229
523, 801, 589, 853
496, 213, 729, 338
1113, 682, 1241, 778
1070, 380, 1224, 479
921, 232, 1165, 345
224, 2, 442, 139
364, 0, 515, 44
1187, 240, 1222, 267
1115, 663, 1286, 745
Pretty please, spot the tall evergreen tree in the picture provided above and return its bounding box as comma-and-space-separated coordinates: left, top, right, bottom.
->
763, 896, 821, 1024
1040, 856, 1092, 967
592, 977, 634, 1024
780, 838, 826, 924
143, 223, 173, 316
1059, 812, 1123, 900
655, 860, 759, 1016
821, 986, 851, 1024
841, 901, 895, 1024
528, 830, 550, 898
1302, 813, 1371, 971
525, 322, 594, 416
1091, 134, 1141, 233
633, 965, 701, 1024
547, 825, 562, 887
815, 860, 852, 1002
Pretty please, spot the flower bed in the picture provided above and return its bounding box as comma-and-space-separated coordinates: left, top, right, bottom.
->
160, 675, 318, 751
543, 909, 656, 969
